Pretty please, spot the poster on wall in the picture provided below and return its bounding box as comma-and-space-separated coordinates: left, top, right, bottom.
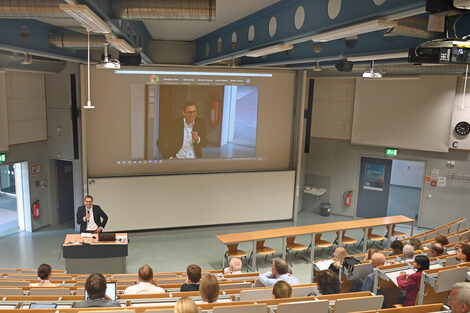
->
363, 163, 385, 191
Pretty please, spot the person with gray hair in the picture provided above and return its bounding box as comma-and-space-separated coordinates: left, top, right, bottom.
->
224, 258, 242, 275
258, 257, 299, 287
449, 282, 470, 313
402, 244, 415, 262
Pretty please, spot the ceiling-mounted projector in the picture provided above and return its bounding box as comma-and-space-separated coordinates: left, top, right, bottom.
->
96, 44, 120, 69
362, 69, 383, 79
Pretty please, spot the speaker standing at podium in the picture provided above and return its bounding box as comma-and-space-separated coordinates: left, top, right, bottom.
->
77, 195, 108, 233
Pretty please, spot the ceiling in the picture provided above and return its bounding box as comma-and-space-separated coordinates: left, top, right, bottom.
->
143, 0, 280, 41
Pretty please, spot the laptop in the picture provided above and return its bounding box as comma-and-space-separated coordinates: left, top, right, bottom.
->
98, 233, 116, 241
85, 282, 117, 301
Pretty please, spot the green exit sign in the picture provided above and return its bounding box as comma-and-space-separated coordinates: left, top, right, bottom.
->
385, 148, 398, 156
0, 154, 5, 163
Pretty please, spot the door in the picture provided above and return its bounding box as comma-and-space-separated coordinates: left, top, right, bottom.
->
357, 157, 392, 218
56, 160, 74, 224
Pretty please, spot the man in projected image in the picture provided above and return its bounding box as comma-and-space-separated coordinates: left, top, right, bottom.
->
158, 101, 207, 159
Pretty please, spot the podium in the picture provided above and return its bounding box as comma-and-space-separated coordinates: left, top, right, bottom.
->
62, 233, 128, 274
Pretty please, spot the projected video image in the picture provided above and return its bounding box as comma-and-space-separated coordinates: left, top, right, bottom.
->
133, 84, 259, 160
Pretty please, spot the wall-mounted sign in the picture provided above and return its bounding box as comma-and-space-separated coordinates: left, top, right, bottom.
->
385, 148, 397, 156
30, 164, 42, 175
363, 163, 385, 191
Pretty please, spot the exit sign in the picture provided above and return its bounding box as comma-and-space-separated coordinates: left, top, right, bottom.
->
385, 148, 398, 156
0, 153, 5, 163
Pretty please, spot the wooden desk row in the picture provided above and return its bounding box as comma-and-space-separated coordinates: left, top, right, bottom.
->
217, 215, 414, 279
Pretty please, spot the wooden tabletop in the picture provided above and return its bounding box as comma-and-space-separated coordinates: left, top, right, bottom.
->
217, 215, 413, 244
63, 233, 128, 246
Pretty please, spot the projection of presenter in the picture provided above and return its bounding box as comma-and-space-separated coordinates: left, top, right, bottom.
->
157, 101, 207, 159
76, 195, 108, 233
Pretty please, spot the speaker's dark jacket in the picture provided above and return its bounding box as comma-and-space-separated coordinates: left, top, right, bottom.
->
76, 205, 108, 233
157, 117, 207, 159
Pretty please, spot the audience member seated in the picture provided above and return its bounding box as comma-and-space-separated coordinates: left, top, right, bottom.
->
200, 274, 219, 303
224, 258, 242, 275
329, 247, 347, 274
435, 234, 449, 246
316, 270, 340, 295
350, 252, 386, 292
76, 273, 120, 308
402, 245, 415, 262
272, 281, 292, 298
410, 238, 423, 251
258, 257, 299, 287
456, 243, 470, 263
397, 255, 430, 306
124, 264, 165, 294
365, 248, 378, 261
428, 242, 444, 258
449, 282, 470, 313
391, 240, 404, 256
174, 297, 198, 313
181, 264, 202, 292
29, 264, 58, 287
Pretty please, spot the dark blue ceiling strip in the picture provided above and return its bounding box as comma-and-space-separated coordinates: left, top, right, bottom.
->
194, 0, 426, 65
0, 19, 87, 62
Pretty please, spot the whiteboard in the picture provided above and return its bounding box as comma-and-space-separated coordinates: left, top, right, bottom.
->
88, 171, 295, 232
390, 160, 425, 188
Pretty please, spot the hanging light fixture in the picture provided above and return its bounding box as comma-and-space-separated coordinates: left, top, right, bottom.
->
84, 29, 95, 109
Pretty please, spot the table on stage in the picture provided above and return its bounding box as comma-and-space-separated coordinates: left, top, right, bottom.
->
62, 233, 128, 274
217, 215, 414, 278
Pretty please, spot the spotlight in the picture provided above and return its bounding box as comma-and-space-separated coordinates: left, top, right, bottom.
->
362, 60, 383, 79
313, 61, 322, 72
335, 59, 354, 72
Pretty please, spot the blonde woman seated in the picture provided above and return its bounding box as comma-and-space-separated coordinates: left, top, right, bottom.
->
272, 281, 292, 299
200, 274, 219, 303
29, 264, 58, 287
174, 297, 198, 313
329, 247, 347, 274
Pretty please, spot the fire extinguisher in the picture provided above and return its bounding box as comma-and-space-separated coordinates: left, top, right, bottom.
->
343, 191, 353, 207
210, 101, 219, 126
32, 200, 40, 219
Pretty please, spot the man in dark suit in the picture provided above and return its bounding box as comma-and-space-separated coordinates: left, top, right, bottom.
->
157, 101, 207, 159
76, 195, 108, 233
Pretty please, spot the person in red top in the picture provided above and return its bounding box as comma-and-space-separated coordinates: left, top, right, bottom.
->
397, 255, 430, 306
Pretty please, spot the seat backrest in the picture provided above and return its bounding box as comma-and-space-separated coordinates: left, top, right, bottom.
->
425, 230, 437, 241
367, 228, 373, 236
449, 222, 460, 234
50, 275, 72, 280
447, 233, 460, 244
240, 288, 272, 301
0, 288, 23, 295
333, 295, 384, 313
219, 282, 252, 290
0, 268, 18, 273
444, 256, 460, 267
79, 310, 135, 313
7, 274, 37, 280
18, 269, 36, 274
29, 288, 70, 295
0, 280, 30, 287
256, 241, 265, 249
227, 244, 239, 254
254, 279, 264, 287
278, 300, 329, 313
113, 274, 137, 280
286, 237, 296, 245
435, 267, 468, 293
144, 310, 174, 313
315, 234, 322, 241
292, 286, 318, 297
459, 231, 470, 241
213, 304, 267, 313
116, 280, 137, 286
347, 263, 373, 280
157, 278, 186, 284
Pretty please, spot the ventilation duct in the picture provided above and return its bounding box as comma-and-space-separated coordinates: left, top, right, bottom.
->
0, 0, 69, 18
0, 50, 65, 72
114, 0, 216, 21
0, 0, 216, 21
49, 34, 106, 49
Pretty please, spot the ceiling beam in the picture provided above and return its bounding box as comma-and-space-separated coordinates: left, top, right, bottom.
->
194, 0, 426, 66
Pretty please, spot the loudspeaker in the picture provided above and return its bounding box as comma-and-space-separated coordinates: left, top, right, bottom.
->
70, 74, 79, 160
119, 53, 141, 66
426, 0, 453, 13
304, 79, 314, 153
335, 59, 354, 72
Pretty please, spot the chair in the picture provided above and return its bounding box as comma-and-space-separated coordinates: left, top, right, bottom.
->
256, 240, 276, 264
447, 233, 460, 244
0, 268, 18, 273
386, 225, 407, 239
335, 231, 358, 247
333, 295, 384, 313
225, 243, 248, 269
116, 280, 137, 286
0, 280, 29, 287
286, 236, 308, 265
29, 288, 70, 295
277, 300, 329, 313
239, 288, 272, 301
292, 285, 319, 297
212, 304, 267, 313
6, 274, 37, 280
219, 282, 252, 290
113, 274, 137, 280
314, 234, 333, 255
0, 288, 23, 295
359, 228, 385, 249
